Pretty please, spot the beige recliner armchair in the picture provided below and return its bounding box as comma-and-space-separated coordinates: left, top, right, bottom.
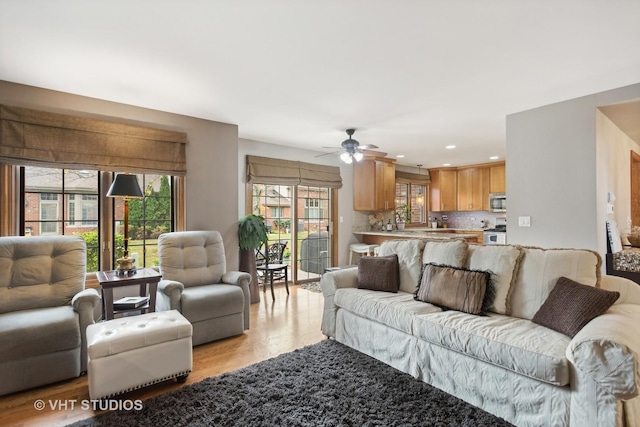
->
156, 230, 251, 346
0, 235, 100, 396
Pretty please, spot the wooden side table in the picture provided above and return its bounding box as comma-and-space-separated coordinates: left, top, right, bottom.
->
96, 268, 162, 320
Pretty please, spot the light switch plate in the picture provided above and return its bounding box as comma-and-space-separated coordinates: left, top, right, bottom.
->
518, 216, 531, 227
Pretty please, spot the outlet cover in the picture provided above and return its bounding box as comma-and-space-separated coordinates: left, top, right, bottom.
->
518, 216, 531, 227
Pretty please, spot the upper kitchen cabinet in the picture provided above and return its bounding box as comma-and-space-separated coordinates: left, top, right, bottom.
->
457, 167, 490, 211
490, 163, 506, 193
353, 156, 396, 211
429, 169, 457, 211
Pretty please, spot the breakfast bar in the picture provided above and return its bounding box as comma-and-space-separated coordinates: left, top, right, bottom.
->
355, 229, 481, 245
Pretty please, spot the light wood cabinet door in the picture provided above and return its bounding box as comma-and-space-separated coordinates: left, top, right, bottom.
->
376, 160, 396, 211
429, 169, 457, 211
481, 167, 491, 211
353, 157, 396, 211
490, 164, 506, 193
457, 168, 486, 211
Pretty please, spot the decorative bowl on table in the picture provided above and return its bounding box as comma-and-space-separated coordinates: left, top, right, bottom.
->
627, 234, 640, 247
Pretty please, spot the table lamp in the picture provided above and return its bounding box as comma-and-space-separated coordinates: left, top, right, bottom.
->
107, 173, 144, 275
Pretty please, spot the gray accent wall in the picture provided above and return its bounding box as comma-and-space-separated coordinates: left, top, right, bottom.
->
506, 83, 640, 256
0, 80, 241, 269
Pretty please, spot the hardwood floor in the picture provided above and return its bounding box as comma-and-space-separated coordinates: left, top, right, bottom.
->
1, 285, 326, 427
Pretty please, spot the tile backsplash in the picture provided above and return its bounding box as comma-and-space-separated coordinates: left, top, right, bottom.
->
353, 209, 507, 231
429, 211, 506, 229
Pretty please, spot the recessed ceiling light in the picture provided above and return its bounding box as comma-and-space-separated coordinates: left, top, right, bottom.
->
445, 145, 456, 149
443, 163, 451, 167
396, 154, 405, 158
489, 156, 499, 160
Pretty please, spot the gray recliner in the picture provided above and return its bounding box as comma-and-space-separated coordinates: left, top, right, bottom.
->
156, 230, 251, 346
0, 235, 101, 396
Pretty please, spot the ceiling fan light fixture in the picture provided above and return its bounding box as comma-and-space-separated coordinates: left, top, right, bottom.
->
353, 151, 364, 162
340, 152, 353, 164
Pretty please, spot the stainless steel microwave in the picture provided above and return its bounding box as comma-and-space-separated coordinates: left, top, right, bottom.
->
489, 193, 506, 212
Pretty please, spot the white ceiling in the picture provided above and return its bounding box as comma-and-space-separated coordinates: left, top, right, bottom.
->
1, 0, 639, 168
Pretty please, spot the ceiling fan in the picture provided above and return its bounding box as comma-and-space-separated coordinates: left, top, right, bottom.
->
317, 129, 378, 164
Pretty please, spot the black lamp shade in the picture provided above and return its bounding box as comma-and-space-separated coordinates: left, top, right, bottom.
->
107, 174, 144, 198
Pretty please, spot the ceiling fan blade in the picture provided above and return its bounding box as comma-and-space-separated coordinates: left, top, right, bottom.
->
322, 146, 342, 149
314, 150, 341, 158
359, 144, 378, 150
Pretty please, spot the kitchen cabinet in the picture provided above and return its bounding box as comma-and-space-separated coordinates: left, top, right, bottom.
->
490, 164, 506, 193
457, 167, 490, 211
429, 169, 457, 211
353, 156, 396, 211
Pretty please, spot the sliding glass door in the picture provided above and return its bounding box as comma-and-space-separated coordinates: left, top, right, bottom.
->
250, 183, 333, 283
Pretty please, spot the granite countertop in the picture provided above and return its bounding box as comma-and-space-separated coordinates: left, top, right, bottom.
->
353, 231, 477, 240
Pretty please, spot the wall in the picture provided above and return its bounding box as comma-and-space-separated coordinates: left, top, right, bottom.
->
596, 108, 640, 242
238, 138, 355, 266
0, 80, 241, 268
506, 83, 640, 254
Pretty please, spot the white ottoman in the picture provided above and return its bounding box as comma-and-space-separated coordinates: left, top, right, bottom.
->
86, 310, 193, 400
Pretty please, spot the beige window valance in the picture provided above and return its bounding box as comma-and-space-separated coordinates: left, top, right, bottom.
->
0, 105, 188, 175
396, 170, 431, 184
246, 155, 343, 188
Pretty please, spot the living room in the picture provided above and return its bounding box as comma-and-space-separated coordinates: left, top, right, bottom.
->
1, 1, 640, 426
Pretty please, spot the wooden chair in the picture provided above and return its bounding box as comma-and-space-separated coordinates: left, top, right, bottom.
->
256, 242, 289, 300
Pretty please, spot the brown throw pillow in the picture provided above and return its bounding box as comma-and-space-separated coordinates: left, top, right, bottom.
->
532, 276, 620, 337
414, 264, 491, 315
357, 254, 400, 293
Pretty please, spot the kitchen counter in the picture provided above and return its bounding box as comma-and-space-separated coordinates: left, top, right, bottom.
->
354, 230, 481, 244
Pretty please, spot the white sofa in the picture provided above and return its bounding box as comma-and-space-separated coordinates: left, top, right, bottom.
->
320, 239, 640, 427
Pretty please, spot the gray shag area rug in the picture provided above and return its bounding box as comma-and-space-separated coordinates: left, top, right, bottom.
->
69, 340, 513, 426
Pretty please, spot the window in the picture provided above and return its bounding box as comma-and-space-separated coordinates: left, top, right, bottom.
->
395, 182, 426, 224
21, 166, 176, 273
39, 193, 59, 235
271, 206, 284, 218
117, 174, 173, 268
304, 198, 323, 220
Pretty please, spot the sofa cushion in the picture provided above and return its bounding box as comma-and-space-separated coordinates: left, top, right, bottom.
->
0, 306, 80, 363
378, 239, 426, 293
415, 264, 490, 315
465, 244, 523, 315
412, 311, 571, 385
422, 239, 468, 267
357, 254, 400, 292
509, 247, 601, 320
532, 277, 620, 337
335, 288, 442, 335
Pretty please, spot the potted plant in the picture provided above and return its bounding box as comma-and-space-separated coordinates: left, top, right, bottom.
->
238, 214, 269, 303
395, 205, 410, 230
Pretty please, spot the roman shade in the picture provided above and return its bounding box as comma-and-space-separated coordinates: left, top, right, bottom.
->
0, 105, 188, 175
396, 170, 431, 184
246, 155, 342, 188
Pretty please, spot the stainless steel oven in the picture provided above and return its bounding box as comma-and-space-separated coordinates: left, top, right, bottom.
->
489, 193, 506, 213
